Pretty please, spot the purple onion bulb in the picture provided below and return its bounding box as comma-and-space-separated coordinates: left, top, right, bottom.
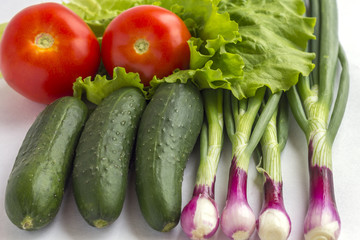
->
304, 165, 340, 240
221, 200, 256, 240
256, 173, 291, 240
220, 159, 255, 240
181, 193, 219, 239
257, 208, 290, 240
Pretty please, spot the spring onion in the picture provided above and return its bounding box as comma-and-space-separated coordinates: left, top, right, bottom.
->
221, 88, 281, 240
255, 96, 291, 240
181, 89, 224, 239
287, 0, 350, 239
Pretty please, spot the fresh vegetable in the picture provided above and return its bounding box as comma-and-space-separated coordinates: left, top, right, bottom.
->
181, 89, 224, 239
101, 5, 191, 86
72, 87, 146, 228
0, 2, 100, 104
287, 0, 350, 238
215, 1, 315, 238
256, 97, 291, 240
135, 82, 203, 232
66, 0, 315, 103
216, 0, 315, 97
73, 67, 146, 105
5, 97, 88, 230
221, 89, 281, 240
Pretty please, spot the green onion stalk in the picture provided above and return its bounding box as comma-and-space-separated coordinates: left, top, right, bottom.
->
287, 0, 350, 239
255, 96, 291, 240
220, 88, 281, 240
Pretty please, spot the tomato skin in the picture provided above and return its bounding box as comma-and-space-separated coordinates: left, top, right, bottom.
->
101, 5, 191, 86
0, 3, 100, 104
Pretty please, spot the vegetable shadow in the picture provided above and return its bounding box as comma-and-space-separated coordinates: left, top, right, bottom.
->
121, 168, 187, 240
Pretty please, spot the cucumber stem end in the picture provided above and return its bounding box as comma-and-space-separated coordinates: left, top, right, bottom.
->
21, 216, 33, 230
162, 222, 177, 232
93, 219, 109, 228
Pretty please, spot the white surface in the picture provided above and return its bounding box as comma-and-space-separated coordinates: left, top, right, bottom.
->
0, 1, 359, 239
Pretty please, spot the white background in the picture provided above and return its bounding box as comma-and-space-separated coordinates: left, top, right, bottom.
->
0, 1, 359, 239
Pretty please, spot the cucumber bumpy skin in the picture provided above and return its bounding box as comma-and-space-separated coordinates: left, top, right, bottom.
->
5, 97, 88, 230
135, 83, 204, 232
72, 87, 146, 228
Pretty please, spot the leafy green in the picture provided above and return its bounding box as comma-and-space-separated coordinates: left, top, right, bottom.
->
64, 0, 315, 103
218, 0, 316, 97
63, 0, 156, 39
73, 67, 146, 104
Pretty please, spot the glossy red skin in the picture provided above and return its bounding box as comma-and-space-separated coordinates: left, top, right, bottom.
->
101, 5, 191, 86
0, 3, 100, 104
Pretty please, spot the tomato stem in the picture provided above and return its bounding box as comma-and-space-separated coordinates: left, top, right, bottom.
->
35, 33, 54, 49
134, 38, 149, 55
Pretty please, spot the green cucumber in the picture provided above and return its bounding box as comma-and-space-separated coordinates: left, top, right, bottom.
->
5, 97, 88, 230
135, 82, 203, 232
72, 87, 146, 228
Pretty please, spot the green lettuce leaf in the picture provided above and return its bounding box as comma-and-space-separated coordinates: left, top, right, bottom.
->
62, 0, 157, 38
218, 0, 316, 97
73, 67, 146, 104
147, 0, 245, 98
156, 0, 315, 99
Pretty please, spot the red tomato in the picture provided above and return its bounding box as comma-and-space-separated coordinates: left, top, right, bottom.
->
0, 3, 100, 104
101, 5, 191, 86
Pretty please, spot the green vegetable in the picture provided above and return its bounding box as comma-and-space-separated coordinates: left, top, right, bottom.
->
135, 82, 203, 232
217, 0, 315, 97
5, 97, 88, 230
287, 0, 349, 238
72, 87, 146, 228
180, 89, 224, 239
255, 96, 291, 240
67, 0, 315, 104
73, 67, 146, 105
221, 88, 281, 239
